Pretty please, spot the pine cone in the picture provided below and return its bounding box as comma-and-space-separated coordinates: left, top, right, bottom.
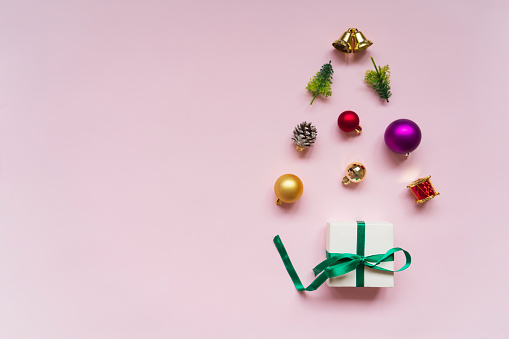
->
292, 121, 317, 152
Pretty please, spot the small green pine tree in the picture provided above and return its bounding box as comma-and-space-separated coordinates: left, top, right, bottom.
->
365, 57, 392, 102
306, 61, 334, 105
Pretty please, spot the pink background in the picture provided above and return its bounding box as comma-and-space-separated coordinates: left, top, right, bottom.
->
0, 0, 508, 338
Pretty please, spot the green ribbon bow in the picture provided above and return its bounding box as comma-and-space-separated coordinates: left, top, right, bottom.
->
273, 221, 411, 291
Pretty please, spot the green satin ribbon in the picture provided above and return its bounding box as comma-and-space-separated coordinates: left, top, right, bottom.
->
273, 222, 411, 291
356, 221, 366, 287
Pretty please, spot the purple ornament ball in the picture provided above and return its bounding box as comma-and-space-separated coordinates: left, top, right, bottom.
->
384, 119, 422, 155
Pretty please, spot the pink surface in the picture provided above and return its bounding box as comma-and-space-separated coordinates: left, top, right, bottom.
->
0, 0, 508, 338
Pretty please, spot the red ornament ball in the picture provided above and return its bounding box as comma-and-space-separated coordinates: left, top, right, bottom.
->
337, 111, 360, 132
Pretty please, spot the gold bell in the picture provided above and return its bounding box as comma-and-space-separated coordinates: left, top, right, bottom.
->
332, 28, 373, 54
351, 29, 373, 53
332, 29, 353, 53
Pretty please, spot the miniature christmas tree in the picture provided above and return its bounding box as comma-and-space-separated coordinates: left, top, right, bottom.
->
306, 61, 334, 105
365, 57, 392, 102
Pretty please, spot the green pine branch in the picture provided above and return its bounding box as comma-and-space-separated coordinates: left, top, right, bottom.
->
306, 61, 334, 105
365, 57, 392, 102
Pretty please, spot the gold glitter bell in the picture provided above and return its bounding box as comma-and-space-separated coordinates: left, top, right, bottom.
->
342, 162, 367, 185
332, 28, 373, 54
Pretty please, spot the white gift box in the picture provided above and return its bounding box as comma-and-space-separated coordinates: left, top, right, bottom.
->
326, 221, 394, 287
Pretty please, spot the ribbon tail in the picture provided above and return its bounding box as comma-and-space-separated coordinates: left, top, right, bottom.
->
312, 257, 343, 276
273, 235, 330, 291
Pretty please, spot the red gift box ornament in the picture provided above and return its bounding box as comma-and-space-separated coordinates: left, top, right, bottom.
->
407, 176, 440, 204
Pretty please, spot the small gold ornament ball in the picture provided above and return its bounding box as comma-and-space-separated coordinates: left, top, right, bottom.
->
274, 174, 303, 205
342, 162, 367, 185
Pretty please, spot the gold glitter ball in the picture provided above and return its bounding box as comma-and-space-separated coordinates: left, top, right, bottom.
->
342, 162, 366, 185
